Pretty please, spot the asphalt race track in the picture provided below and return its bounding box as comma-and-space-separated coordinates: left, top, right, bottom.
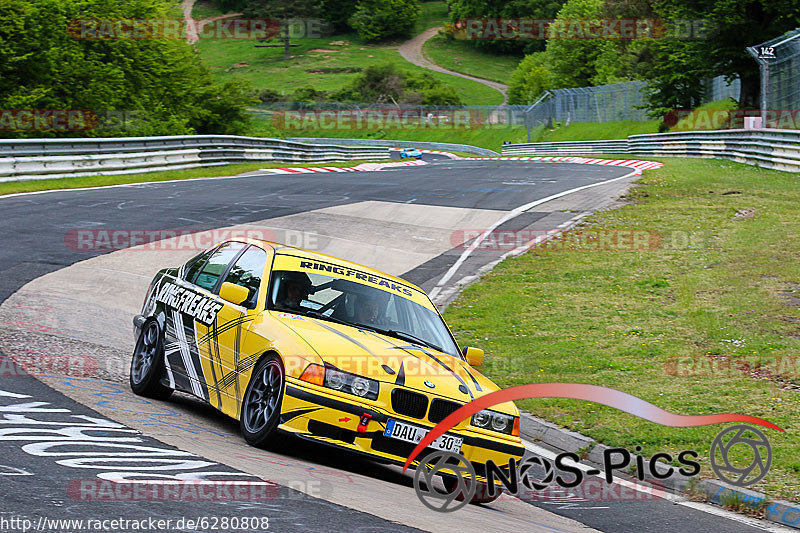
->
0, 157, 789, 532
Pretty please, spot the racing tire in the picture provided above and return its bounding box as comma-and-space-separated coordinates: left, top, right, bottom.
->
240, 355, 286, 448
129, 320, 173, 400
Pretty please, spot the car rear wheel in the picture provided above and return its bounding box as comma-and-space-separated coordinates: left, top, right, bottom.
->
130, 320, 173, 400
240, 355, 286, 448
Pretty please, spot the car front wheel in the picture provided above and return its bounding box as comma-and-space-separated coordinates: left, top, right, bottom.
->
240, 355, 286, 448
129, 320, 173, 400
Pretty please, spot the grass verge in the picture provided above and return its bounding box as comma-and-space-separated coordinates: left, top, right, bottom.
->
0, 160, 383, 196
444, 157, 800, 501
422, 34, 521, 84
265, 122, 528, 151
531, 120, 661, 142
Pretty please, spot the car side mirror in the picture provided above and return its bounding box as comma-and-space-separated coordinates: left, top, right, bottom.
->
462, 346, 484, 367
220, 282, 249, 306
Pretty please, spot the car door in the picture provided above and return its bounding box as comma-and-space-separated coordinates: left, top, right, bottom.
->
200, 244, 271, 418
165, 241, 245, 402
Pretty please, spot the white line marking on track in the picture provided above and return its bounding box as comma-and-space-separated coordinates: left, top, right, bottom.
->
522, 440, 795, 532
428, 169, 640, 300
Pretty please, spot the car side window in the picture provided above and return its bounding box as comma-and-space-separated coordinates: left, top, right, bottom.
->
183, 247, 217, 283
220, 245, 268, 309
193, 242, 245, 293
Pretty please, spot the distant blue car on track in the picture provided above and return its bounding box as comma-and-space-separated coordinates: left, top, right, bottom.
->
398, 148, 422, 160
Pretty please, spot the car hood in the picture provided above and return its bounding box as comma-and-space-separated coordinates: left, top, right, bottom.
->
271, 311, 517, 415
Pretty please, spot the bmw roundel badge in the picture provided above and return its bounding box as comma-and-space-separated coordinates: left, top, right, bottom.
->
423, 380, 435, 389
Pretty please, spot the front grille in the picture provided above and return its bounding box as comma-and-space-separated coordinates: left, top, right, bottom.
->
391, 389, 428, 419
428, 399, 462, 423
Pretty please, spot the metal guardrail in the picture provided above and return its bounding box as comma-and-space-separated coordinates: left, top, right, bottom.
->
503, 139, 630, 155
0, 136, 390, 181
288, 137, 500, 157
503, 129, 800, 172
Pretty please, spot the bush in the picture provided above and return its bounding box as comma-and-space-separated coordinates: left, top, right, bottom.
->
334, 63, 463, 105
349, 0, 420, 42
292, 86, 330, 103
258, 89, 283, 103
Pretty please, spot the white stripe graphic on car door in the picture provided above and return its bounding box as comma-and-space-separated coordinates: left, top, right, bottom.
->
162, 340, 176, 389
192, 318, 211, 400
172, 309, 204, 398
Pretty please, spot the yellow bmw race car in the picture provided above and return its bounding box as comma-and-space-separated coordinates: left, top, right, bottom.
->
131, 238, 524, 486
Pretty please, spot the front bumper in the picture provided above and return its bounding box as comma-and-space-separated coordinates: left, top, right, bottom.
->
279, 378, 524, 472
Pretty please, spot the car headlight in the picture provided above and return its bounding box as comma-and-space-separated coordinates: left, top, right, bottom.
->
471, 409, 516, 435
323, 365, 379, 400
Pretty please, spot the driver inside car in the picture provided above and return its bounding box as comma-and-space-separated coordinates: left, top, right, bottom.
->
355, 296, 385, 325
275, 271, 312, 311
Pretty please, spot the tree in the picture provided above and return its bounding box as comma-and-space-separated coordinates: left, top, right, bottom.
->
0, 0, 254, 137
448, 0, 567, 54
245, 0, 320, 59
544, 0, 606, 87
644, 0, 800, 111
319, 0, 359, 32
349, 0, 420, 42
507, 53, 554, 104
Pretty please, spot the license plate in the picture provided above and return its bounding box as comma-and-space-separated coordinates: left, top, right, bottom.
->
383, 419, 463, 453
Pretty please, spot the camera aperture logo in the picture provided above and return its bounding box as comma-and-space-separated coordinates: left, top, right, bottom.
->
406, 383, 782, 512
710, 425, 772, 487
414, 451, 477, 512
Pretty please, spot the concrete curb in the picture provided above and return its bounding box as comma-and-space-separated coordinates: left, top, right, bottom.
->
519, 412, 800, 529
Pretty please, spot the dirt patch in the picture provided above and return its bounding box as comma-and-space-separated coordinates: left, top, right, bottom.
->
224, 62, 249, 72
781, 285, 800, 307
329, 40, 348, 45
309, 48, 340, 53
733, 208, 756, 219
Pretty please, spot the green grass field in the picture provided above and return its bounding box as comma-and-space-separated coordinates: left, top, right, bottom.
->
194, 34, 504, 105
444, 157, 800, 501
422, 35, 521, 83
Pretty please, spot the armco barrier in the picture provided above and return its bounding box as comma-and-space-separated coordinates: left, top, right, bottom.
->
502, 129, 800, 172
0, 136, 390, 182
288, 137, 500, 157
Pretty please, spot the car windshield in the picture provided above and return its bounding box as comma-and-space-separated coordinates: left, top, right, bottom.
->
268, 263, 460, 357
